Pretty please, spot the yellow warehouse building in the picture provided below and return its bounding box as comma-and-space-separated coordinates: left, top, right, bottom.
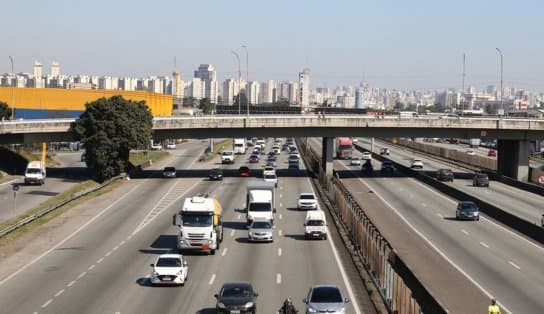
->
0, 87, 173, 118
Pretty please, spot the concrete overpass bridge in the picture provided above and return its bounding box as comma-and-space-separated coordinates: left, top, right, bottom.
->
1, 115, 544, 180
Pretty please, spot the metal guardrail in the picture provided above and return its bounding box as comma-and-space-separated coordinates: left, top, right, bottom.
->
0, 175, 122, 238
297, 138, 445, 314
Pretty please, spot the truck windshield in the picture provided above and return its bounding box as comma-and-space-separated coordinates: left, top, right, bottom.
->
181, 214, 213, 227
249, 203, 272, 212
26, 168, 41, 174
339, 145, 352, 150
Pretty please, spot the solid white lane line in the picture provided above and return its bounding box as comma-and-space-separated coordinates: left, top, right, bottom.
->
32, 312, 38, 314
77, 271, 87, 279
278, 248, 282, 256
119, 240, 126, 246
96, 257, 104, 264
276, 273, 282, 284
221, 248, 228, 256
0, 183, 142, 287
461, 229, 469, 235
479, 242, 489, 248
88, 265, 95, 271
230, 229, 235, 237
41, 299, 53, 308
54, 289, 64, 297
508, 261, 521, 270
113, 245, 119, 251
67, 280, 76, 287
208, 273, 216, 285
126, 235, 132, 241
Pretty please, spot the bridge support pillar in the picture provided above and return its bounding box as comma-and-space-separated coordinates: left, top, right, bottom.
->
497, 139, 530, 181
322, 137, 334, 178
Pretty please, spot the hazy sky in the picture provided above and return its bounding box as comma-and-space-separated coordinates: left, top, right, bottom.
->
2, 0, 543, 91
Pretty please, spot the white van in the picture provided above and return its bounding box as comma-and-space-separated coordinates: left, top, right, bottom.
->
304, 210, 327, 240
24, 161, 46, 185
233, 138, 246, 154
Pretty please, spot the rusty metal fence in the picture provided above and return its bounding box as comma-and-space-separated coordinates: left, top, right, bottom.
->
297, 138, 446, 314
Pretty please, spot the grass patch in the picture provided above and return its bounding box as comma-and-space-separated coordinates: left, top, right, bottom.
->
199, 139, 233, 162
0, 179, 123, 247
129, 151, 169, 167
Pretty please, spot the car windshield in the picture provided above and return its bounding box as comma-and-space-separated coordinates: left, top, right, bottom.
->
222, 151, 233, 156
382, 162, 392, 166
264, 174, 276, 180
240, 167, 249, 171
234, 144, 243, 147
289, 155, 298, 160
181, 214, 213, 227
460, 203, 477, 211
211, 169, 222, 174
156, 258, 182, 267
310, 287, 343, 303
440, 169, 452, 174
300, 194, 315, 200
413, 160, 422, 163
164, 167, 175, 172
352, 157, 360, 160
306, 220, 324, 226
251, 221, 272, 229
26, 168, 41, 174
339, 145, 352, 150
250, 155, 258, 159
221, 285, 252, 298
249, 203, 272, 212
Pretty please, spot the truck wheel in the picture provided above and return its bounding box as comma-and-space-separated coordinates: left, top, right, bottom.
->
210, 249, 216, 255
323, 234, 328, 240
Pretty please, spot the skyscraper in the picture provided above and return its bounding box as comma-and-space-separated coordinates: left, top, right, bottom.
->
33, 61, 43, 77
260, 80, 276, 104
247, 81, 260, 105
194, 64, 218, 103
298, 68, 310, 106
51, 61, 60, 76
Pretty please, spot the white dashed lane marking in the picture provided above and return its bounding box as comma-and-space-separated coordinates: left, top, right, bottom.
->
221, 248, 228, 256
67, 280, 76, 287
88, 265, 95, 271
209, 273, 216, 285
41, 299, 52, 308
480, 242, 489, 248
276, 273, 282, 284
279, 229, 282, 236
230, 229, 235, 237
96, 257, 104, 264
77, 271, 87, 279
509, 261, 521, 270
461, 229, 469, 235
278, 248, 282, 256
54, 289, 64, 297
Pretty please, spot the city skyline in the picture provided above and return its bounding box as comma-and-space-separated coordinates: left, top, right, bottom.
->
1, 1, 544, 91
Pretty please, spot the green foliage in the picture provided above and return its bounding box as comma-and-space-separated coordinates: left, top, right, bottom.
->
0, 101, 11, 120
199, 98, 214, 114
72, 95, 153, 182
234, 92, 248, 107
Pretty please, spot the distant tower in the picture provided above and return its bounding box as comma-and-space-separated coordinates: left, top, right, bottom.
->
51, 61, 60, 76
172, 57, 182, 99
33, 61, 43, 77
298, 68, 310, 107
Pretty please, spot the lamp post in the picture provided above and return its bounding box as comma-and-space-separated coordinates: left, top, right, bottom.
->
232, 51, 241, 115
242, 45, 249, 117
495, 48, 504, 115
9, 56, 15, 120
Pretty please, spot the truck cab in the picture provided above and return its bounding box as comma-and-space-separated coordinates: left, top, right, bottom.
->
173, 195, 223, 255
24, 161, 46, 185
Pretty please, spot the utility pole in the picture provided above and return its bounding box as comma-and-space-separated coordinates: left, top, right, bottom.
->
496, 48, 504, 116
462, 53, 466, 115
9, 56, 15, 120
232, 51, 241, 115
242, 45, 249, 117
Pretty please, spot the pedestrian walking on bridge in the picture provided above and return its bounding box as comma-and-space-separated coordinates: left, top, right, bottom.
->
488, 298, 501, 314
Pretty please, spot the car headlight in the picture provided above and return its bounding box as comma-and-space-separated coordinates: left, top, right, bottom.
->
248, 232, 253, 236
248, 215, 254, 220
152, 271, 159, 277
176, 270, 183, 276
244, 301, 254, 308
308, 307, 318, 313
217, 302, 226, 309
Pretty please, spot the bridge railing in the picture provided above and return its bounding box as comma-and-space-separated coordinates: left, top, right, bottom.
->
297, 138, 446, 314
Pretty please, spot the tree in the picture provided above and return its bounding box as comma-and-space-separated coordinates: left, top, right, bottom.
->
198, 98, 214, 114
0, 101, 11, 120
72, 95, 153, 182
233, 92, 248, 108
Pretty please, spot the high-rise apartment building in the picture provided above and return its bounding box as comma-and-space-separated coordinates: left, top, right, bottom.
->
355, 88, 364, 109
289, 82, 299, 105
259, 80, 276, 104
298, 68, 310, 106
247, 81, 260, 105
51, 61, 60, 76
194, 64, 218, 103
33, 61, 43, 77
185, 78, 206, 100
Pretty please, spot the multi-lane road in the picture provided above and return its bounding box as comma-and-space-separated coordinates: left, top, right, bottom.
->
0, 139, 373, 314
309, 137, 544, 314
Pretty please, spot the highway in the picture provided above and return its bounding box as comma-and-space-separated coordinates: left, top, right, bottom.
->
309, 137, 544, 314
0, 138, 372, 314
358, 138, 544, 225
0, 151, 87, 223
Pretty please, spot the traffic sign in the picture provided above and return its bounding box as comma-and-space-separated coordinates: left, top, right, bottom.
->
538, 176, 544, 185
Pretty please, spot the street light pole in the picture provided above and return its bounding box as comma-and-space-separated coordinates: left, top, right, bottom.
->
9, 56, 15, 120
232, 51, 241, 115
242, 45, 249, 117
495, 48, 504, 115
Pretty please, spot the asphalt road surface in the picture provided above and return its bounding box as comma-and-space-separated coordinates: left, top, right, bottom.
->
0, 139, 373, 314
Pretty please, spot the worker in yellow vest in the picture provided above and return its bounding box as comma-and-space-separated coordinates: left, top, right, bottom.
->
488, 298, 501, 314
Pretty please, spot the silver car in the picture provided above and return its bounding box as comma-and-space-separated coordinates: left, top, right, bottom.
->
303, 285, 349, 314
248, 220, 274, 242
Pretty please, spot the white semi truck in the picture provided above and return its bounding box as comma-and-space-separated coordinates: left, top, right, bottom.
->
246, 181, 276, 227
173, 195, 223, 255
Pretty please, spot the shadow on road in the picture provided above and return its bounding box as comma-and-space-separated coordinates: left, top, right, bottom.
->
283, 233, 306, 241
196, 308, 216, 314
150, 234, 178, 249
223, 221, 247, 230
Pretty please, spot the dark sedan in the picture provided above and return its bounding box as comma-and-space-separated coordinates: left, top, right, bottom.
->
249, 154, 260, 163
456, 201, 480, 221
209, 168, 223, 181
239, 166, 251, 177
215, 282, 258, 314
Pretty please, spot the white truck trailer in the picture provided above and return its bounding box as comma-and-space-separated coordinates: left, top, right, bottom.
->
246, 181, 276, 227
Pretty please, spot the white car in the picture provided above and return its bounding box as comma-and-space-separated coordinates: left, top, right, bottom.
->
298, 193, 318, 210
149, 254, 188, 286
466, 150, 476, 155
411, 159, 424, 169
264, 172, 278, 187
221, 151, 235, 164
272, 145, 281, 154
248, 219, 274, 242
350, 157, 361, 166
166, 143, 176, 149
150, 143, 163, 150
361, 152, 372, 160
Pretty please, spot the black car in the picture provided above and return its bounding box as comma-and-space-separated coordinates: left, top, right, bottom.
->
362, 160, 373, 174
380, 160, 396, 173
215, 282, 258, 314
473, 172, 489, 187
436, 168, 454, 182
209, 168, 223, 181
456, 201, 480, 220
288, 160, 300, 169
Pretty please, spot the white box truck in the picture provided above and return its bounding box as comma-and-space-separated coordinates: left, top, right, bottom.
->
246, 181, 276, 226
172, 195, 223, 255
24, 161, 46, 185
233, 138, 246, 154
